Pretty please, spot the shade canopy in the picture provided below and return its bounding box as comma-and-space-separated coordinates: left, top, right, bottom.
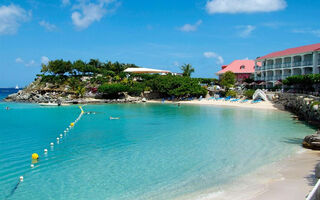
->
124, 68, 171, 74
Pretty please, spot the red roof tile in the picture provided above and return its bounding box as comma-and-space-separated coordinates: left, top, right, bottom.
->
217, 60, 257, 74
257, 43, 320, 60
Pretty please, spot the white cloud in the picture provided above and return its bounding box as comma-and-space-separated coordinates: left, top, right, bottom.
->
237, 25, 255, 37
39, 20, 57, 31
25, 60, 36, 67
179, 20, 202, 32
41, 56, 49, 64
15, 57, 24, 63
204, 52, 224, 65
206, 0, 287, 14
0, 4, 31, 35
293, 29, 320, 37
71, 0, 117, 30
62, 0, 71, 6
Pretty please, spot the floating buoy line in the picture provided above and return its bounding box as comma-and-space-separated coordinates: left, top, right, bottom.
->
5, 106, 85, 200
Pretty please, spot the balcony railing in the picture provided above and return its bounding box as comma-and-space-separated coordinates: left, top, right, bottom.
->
303, 60, 313, 66
255, 66, 261, 71
293, 62, 301, 67
266, 65, 274, 70
274, 64, 282, 69
261, 66, 266, 70
283, 63, 291, 68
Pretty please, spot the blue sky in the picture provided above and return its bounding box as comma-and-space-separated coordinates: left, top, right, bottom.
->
0, 0, 319, 87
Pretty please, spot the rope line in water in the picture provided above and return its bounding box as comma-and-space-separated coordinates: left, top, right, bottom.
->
5, 106, 85, 200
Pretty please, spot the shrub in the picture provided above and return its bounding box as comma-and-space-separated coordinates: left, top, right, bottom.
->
226, 90, 237, 98
244, 89, 255, 99
98, 83, 129, 97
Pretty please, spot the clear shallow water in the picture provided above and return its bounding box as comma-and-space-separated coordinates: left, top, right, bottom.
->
0, 91, 316, 200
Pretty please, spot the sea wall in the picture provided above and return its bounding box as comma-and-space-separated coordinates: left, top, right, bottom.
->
275, 93, 320, 124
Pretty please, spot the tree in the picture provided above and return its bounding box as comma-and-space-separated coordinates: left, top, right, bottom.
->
220, 71, 236, 89
180, 64, 195, 77
76, 85, 86, 98
73, 60, 86, 75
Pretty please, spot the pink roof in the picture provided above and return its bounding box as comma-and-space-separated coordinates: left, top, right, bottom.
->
257, 43, 320, 60
217, 60, 256, 74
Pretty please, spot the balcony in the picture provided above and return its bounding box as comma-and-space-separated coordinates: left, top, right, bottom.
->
261, 66, 266, 70
282, 75, 290, 80
274, 63, 282, 69
283, 63, 291, 68
292, 62, 301, 67
303, 60, 313, 66
274, 75, 282, 81
255, 66, 261, 71
266, 65, 274, 70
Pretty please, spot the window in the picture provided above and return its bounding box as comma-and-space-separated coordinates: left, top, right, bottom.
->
240, 65, 245, 69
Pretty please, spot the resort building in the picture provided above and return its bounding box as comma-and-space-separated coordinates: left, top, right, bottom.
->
217, 60, 256, 83
254, 43, 320, 87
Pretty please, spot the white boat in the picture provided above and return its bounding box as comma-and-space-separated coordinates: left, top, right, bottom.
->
39, 103, 70, 106
15, 85, 19, 89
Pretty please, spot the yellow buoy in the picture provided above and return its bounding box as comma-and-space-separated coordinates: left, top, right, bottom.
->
32, 153, 39, 160
70, 122, 74, 127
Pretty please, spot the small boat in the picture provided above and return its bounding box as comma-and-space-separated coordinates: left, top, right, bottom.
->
15, 85, 19, 89
39, 102, 70, 106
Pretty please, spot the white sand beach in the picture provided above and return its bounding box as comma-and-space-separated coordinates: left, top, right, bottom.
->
147, 99, 282, 110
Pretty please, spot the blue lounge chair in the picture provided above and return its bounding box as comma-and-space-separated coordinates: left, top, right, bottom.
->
240, 99, 249, 103
230, 98, 240, 102
224, 96, 231, 101
251, 99, 262, 104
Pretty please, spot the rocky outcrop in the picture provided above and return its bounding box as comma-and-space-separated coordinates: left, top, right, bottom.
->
274, 93, 320, 125
5, 89, 143, 104
303, 131, 320, 150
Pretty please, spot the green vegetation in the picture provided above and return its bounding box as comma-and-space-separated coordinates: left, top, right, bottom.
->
180, 64, 195, 77
226, 90, 237, 98
244, 89, 255, 99
283, 74, 320, 92
36, 59, 208, 99
220, 71, 236, 90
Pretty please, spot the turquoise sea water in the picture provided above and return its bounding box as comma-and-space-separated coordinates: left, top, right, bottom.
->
0, 91, 316, 200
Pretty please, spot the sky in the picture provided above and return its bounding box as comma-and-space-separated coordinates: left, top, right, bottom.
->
0, 0, 320, 87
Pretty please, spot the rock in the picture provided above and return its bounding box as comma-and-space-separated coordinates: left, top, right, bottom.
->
303, 134, 320, 150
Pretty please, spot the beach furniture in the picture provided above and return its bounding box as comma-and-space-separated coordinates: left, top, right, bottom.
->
224, 96, 231, 101
240, 99, 249, 103
251, 99, 262, 104
230, 98, 240, 102
199, 96, 203, 101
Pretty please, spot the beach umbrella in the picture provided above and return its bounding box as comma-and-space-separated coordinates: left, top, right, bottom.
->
275, 80, 282, 85
259, 82, 266, 86
242, 82, 249, 86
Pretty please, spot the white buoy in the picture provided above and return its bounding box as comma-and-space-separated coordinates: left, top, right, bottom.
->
67, 128, 69, 131
60, 134, 63, 138
64, 130, 66, 133
50, 142, 54, 146
56, 137, 59, 141
30, 164, 34, 168
44, 149, 48, 153
20, 176, 24, 182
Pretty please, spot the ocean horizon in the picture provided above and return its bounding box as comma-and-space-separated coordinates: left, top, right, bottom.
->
0, 90, 316, 200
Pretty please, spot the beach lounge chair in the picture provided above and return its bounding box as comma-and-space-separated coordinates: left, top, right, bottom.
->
251, 99, 262, 104
230, 99, 240, 102
224, 96, 231, 101
240, 99, 249, 103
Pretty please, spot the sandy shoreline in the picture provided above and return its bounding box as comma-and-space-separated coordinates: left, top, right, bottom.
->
147, 99, 318, 200
147, 99, 283, 111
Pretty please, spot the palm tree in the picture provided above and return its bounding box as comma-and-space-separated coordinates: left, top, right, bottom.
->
180, 64, 195, 77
